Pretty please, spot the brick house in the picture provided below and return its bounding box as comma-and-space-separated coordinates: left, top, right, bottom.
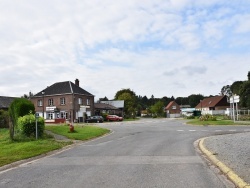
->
30, 79, 94, 123
165, 101, 181, 118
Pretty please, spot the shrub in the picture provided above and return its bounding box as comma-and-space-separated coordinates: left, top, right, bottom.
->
17, 113, 45, 138
8, 98, 35, 140
186, 115, 195, 119
0, 110, 9, 128
199, 114, 217, 121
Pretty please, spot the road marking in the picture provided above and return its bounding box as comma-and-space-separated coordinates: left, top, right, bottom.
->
177, 130, 184, 132
229, 130, 236, 132
215, 130, 222, 132
189, 130, 196, 132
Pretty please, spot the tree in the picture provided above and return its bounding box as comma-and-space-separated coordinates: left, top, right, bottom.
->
239, 81, 250, 108
150, 101, 165, 117
188, 94, 204, 107
115, 89, 137, 118
230, 81, 243, 95
221, 85, 232, 97
248, 71, 250, 81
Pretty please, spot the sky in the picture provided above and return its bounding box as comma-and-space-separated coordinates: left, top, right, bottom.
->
0, 0, 250, 101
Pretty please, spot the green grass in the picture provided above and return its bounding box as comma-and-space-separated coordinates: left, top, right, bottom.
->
0, 128, 70, 167
45, 125, 110, 140
186, 119, 250, 126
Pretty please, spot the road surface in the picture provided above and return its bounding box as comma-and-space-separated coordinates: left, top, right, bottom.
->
1, 118, 249, 188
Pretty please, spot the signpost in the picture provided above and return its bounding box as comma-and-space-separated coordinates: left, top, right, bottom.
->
35, 113, 39, 139
229, 95, 240, 122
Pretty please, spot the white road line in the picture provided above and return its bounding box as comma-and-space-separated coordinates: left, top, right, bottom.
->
215, 130, 222, 132
177, 130, 184, 132
189, 130, 196, 132
201, 130, 208, 132
229, 130, 236, 132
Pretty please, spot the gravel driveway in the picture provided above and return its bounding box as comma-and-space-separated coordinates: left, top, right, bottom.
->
203, 132, 250, 184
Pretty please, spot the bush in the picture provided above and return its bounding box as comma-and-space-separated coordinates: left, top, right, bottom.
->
8, 98, 35, 140
199, 114, 217, 121
186, 115, 195, 119
17, 113, 45, 138
0, 110, 9, 128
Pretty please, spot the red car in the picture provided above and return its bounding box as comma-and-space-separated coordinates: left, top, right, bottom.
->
106, 115, 123, 121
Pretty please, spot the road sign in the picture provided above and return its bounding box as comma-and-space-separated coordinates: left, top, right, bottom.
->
230, 95, 240, 103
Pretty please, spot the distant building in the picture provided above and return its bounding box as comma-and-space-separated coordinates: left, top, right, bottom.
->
30, 79, 94, 123
165, 101, 181, 118
100, 100, 124, 116
0, 96, 18, 110
195, 95, 230, 115
94, 103, 122, 116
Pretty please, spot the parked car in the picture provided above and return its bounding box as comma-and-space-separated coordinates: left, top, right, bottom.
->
85, 116, 103, 123
106, 115, 123, 121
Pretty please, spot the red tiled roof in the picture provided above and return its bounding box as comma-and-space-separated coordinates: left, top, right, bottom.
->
196, 95, 226, 108
165, 101, 179, 110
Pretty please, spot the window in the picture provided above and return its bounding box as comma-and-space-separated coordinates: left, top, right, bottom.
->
37, 100, 43, 106
60, 97, 65, 105
172, 106, 176, 109
60, 112, 68, 119
48, 99, 53, 106
87, 98, 90, 105
78, 98, 82, 105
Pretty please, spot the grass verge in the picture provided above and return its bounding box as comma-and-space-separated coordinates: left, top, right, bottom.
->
45, 125, 110, 140
0, 128, 70, 167
186, 119, 250, 125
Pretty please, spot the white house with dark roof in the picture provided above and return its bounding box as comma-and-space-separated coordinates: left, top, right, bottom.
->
30, 79, 94, 123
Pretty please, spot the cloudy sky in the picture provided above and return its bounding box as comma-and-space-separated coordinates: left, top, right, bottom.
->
1, 0, 250, 100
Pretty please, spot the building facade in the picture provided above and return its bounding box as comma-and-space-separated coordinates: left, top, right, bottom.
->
30, 79, 94, 123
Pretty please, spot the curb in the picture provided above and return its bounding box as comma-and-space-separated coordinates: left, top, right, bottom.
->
199, 138, 250, 188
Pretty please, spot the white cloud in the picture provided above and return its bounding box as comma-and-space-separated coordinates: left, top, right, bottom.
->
0, 0, 250, 100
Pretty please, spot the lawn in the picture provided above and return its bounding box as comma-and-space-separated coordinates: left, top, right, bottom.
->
0, 128, 70, 167
45, 125, 110, 140
186, 119, 250, 126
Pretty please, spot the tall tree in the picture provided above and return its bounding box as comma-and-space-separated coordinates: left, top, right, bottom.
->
230, 81, 243, 95
115, 89, 137, 118
221, 85, 232, 97
239, 80, 250, 108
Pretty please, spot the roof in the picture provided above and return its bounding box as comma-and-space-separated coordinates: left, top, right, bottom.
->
0, 96, 18, 109
33, 81, 93, 97
94, 103, 118, 110
100, 100, 124, 108
165, 101, 180, 110
196, 95, 227, 108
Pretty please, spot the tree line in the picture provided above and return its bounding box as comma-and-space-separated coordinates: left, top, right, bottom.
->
99, 71, 250, 118
220, 71, 250, 109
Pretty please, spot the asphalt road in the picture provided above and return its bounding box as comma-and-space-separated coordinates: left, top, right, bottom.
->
0, 118, 249, 188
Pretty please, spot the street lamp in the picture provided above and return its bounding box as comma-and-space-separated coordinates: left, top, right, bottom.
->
42, 91, 45, 118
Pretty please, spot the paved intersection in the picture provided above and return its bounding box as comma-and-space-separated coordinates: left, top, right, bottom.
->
0, 118, 249, 188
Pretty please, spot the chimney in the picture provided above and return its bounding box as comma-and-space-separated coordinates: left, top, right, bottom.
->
75, 79, 79, 86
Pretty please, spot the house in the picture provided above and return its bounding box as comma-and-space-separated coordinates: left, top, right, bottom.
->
0, 96, 18, 110
30, 79, 94, 123
195, 95, 230, 115
100, 100, 124, 116
165, 101, 181, 118
94, 103, 121, 116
